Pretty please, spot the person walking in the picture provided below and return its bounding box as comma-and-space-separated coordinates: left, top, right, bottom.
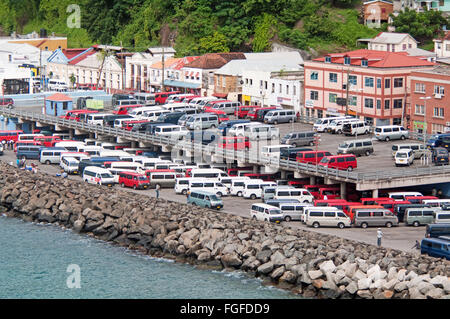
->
155, 183, 161, 199
412, 240, 421, 250
377, 228, 383, 248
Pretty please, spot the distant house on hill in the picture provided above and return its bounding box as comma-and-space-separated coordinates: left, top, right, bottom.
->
363, 0, 394, 28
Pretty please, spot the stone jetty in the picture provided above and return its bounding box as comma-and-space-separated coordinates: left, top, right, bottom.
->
0, 163, 448, 299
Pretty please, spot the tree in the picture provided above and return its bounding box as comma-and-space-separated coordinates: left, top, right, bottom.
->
195, 31, 230, 54
252, 13, 277, 52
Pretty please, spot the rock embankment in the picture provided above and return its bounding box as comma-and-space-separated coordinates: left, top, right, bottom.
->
0, 163, 448, 299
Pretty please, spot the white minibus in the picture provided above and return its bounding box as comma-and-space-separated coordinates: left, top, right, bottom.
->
83, 166, 115, 187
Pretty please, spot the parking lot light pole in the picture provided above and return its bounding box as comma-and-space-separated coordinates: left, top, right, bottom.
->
420, 96, 432, 149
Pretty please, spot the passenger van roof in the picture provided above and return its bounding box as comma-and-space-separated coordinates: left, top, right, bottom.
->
189, 190, 218, 196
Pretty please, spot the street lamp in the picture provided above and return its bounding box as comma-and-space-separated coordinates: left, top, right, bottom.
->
420, 96, 432, 148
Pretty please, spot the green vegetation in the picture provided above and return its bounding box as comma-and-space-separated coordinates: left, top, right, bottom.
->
0, 0, 447, 56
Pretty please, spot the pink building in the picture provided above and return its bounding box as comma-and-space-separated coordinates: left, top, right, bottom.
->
303, 49, 435, 126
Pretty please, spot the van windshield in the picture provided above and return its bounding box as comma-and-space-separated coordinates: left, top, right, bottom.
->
269, 208, 281, 215
339, 143, 350, 149
209, 195, 220, 201
320, 157, 330, 163
315, 119, 324, 125
396, 152, 408, 158
100, 173, 113, 178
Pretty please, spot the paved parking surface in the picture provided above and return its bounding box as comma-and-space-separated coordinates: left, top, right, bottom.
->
0, 148, 425, 254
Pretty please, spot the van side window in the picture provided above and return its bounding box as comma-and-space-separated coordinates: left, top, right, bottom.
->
372, 211, 384, 217
358, 211, 370, 217
337, 157, 345, 163
346, 157, 355, 162
337, 212, 346, 218
324, 212, 335, 217
310, 211, 324, 217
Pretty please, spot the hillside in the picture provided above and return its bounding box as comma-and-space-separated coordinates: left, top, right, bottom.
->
0, 0, 380, 56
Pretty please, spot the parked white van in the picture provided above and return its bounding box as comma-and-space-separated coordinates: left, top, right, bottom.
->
129, 106, 164, 119
228, 122, 260, 137
342, 120, 371, 136
79, 146, 103, 156
106, 161, 145, 174
388, 191, 423, 201
303, 206, 351, 228
54, 141, 85, 152
328, 118, 359, 134
374, 125, 409, 141
147, 170, 179, 188
154, 125, 189, 140
188, 179, 229, 197
394, 149, 414, 166
40, 148, 66, 164
189, 168, 229, 180
161, 103, 192, 112
60, 152, 90, 163
108, 168, 135, 184
83, 166, 115, 187
433, 211, 450, 224
60, 156, 80, 174
175, 177, 191, 195
242, 180, 277, 199
229, 177, 251, 197
86, 113, 109, 125
250, 204, 284, 223
313, 116, 349, 133
244, 124, 279, 140
261, 144, 293, 160
279, 202, 312, 222
273, 187, 314, 203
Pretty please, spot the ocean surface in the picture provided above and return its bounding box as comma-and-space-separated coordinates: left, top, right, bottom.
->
0, 216, 301, 299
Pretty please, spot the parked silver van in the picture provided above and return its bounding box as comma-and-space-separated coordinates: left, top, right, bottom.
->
264, 109, 296, 124
210, 101, 241, 115
391, 143, 430, 159
279, 202, 312, 222
337, 139, 374, 156
186, 114, 219, 130
374, 125, 409, 141
281, 131, 316, 147
353, 208, 399, 228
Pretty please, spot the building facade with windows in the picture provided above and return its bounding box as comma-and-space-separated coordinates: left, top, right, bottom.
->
410, 65, 450, 134
303, 49, 435, 126
363, 1, 394, 28
434, 31, 450, 58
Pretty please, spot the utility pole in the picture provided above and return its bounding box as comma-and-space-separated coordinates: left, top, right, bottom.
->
345, 68, 350, 116
161, 46, 165, 93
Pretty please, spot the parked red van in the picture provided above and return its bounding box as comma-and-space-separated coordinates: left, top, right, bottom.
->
319, 154, 357, 171
347, 205, 384, 220
246, 106, 277, 121
204, 109, 229, 123
235, 105, 260, 119
33, 136, 61, 148
154, 91, 180, 105
360, 197, 392, 205
314, 199, 347, 207
317, 187, 340, 200
375, 199, 397, 213
304, 184, 328, 198
113, 104, 143, 115
118, 171, 150, 190
122, 119, 151, 131
243, 173, 275, 181
342, 202, 362, 216
296, 151, 332, 165
404, 196, 439, 204
0, 130, 24, 144
287, 179, 309, 188
218, 136, 250, 150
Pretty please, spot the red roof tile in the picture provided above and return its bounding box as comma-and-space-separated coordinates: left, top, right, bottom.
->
47, 93, 72, 102
314, 49, 435, 68
68, 48, 96, 65
62, 48, 88, 60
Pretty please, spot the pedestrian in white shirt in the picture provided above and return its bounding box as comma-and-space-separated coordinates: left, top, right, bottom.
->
377, 228, 383, 247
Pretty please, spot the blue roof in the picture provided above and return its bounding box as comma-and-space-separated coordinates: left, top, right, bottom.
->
163, 80, 201, 89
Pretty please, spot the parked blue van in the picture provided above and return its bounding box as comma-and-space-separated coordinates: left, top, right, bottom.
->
187, 190, 223, 210
425, 223, 450, 238
427, 133, 450, 148
420, 237, 450, 260
17, 145, 44, 160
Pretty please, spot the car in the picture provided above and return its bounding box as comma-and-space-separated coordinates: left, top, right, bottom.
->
0, 98, 14, 108
394, 149, 414, 167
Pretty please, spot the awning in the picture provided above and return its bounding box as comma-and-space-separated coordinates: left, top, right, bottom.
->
163, 80, 201, 89
213, 93, 227, 98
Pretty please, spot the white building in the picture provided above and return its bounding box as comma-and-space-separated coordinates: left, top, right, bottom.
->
241, 62, 304, 113
434, 31, 450, 58
366, 32, 418, 52
126, 47, 176, 91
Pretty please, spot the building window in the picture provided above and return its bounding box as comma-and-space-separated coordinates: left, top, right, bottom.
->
329, 73, 338, 83
364, 77, 374, 87
376, 99, 381, 109
402, 44, 407, 50
222, 76, 226, 87
329, 93, 337, 103
415, 83, 426, 93
415, 104, 425, 115
325, 56, 331, 63
271, 83, 275, 93
393, 99, 403, 109
344, 57, 351, 65
446, 44, 450, 52
310, 91, 319, 100
348, 75, 357, 86
310, 71, 318, 80
385, 78, 391, 89
264, 81, 268, 90
279, 84, 282, 93
434, 107, 444, 118
393, 78, 403, 88
434, 85, 445, 95
62, 102, 68, 110
361, 60, 368, 67
293, 85, 296, 96
349, 96, 357, 106
377, 78, 382, 89
393, 118, 402, 125
286, 85, 289, 95
364, 98, 374, 108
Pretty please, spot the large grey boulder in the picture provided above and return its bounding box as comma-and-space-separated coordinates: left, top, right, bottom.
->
257, 262, 274, 275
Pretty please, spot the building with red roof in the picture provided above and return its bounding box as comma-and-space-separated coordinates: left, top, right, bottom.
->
303, 49, 435, 126
45, 93, 73, 116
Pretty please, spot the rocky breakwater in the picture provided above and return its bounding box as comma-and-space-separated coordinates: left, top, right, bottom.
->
0, 162, 449, 299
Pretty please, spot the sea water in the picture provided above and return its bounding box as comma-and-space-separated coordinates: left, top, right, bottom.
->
0, 217, 301, 299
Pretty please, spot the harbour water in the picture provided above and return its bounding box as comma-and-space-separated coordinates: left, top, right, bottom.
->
0, 217, 301, 299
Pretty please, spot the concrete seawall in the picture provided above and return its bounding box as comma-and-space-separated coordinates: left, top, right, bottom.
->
0, 163, 449, 299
